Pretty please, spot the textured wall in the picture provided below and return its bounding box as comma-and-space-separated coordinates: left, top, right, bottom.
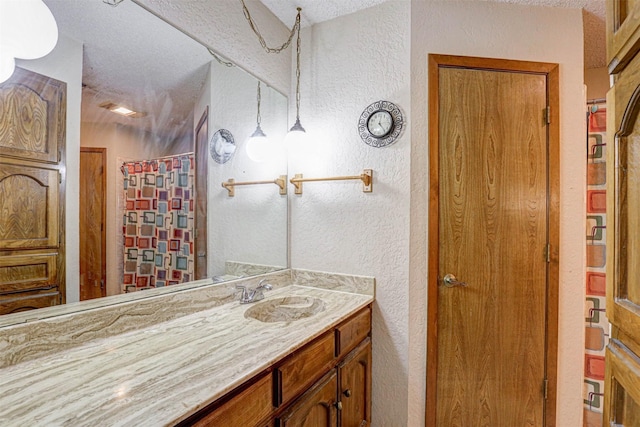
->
16, 34, 83, 304
207, 60, 288, 277
585, 67, 609, 100
410, 2, 585, 426
136, 0, 291, 95
289, 2, 412, 424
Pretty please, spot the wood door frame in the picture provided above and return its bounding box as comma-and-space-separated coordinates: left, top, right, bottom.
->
426, 54, 560, 427
79, 147, 107, 298
194, 107, 209, 279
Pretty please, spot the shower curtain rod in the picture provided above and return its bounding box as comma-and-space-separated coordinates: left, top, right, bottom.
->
120, 151, 194, 166
587, 98, 606, 105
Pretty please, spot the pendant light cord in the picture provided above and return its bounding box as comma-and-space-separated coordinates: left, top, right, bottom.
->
256, 81, 262, 127
293, 13, 301, 122
241, 2, 305, 132
240, 0, 301, 54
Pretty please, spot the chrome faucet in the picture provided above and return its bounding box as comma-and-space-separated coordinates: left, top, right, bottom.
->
236, 279, 273, 304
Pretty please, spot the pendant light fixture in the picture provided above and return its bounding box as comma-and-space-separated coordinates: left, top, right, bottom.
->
246, 81, 271, 162
241, 1, 308, 148
0, 0, 58, 83
284, 8, 308, 147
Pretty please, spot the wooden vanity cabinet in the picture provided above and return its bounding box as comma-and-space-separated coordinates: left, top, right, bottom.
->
177, 305, 372, 427
273, 307, 372, 427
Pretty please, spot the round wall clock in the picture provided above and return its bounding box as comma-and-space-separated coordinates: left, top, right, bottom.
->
358, 100, 404, 148
210, 129, 236, 164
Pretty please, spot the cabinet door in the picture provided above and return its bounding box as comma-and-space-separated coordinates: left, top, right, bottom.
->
606, 29, 640, 425
338, 338, 371, 427
605, 338, 640, 426
0, 163, 60, 250
277, 370, 338, 427
607, 0, 640, 73
0, 66, 65, 164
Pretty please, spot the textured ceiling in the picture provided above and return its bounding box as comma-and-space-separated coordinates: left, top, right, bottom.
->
38, 0, 604, 136
44, 0, 213, 138
260, 0, 606, 69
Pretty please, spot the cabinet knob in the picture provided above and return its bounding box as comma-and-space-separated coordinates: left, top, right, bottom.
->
335, 401, 343, 410
343, 389, 352, 397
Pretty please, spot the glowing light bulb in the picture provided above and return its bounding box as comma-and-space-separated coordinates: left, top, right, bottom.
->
246, 125, 271, 162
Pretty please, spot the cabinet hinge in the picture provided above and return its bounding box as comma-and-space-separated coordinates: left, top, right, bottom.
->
59, 172, 62, 184
543, 379, 548, 399
544, 106, 551, 124
58, 150, 62, 162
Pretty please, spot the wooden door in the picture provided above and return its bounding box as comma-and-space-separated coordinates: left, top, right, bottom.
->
604, 1, 640, 421
79, 148, 106, 300
0, 66, 66, 314
427, 55, 559, 426
338, 338, 371, 427
194, 107, 208, 279
277, 370, 338, 427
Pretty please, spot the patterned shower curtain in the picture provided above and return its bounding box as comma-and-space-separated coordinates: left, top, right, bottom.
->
583, 103, 608, 426
121, 154, 195, 292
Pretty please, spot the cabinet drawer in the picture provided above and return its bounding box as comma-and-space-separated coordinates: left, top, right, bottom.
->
0, 252, 58, 293
0, 290, 59, 315
276, 331, 335, 406
335, 307, 371, 359
190, 373, 273, 427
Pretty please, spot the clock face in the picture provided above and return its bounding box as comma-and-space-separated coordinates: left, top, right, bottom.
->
358, 100, 404, 148
210, 129, 235, 164
367, 110, 393, 137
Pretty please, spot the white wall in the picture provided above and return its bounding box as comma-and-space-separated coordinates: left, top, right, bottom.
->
286, 0, 585, 425
409, 2, 585, 426
16, 34, 83, 304
289, 2, 412, 424
207, 60, 288, 277
136, 0, 291, 95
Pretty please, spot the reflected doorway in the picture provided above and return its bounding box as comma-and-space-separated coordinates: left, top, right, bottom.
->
80, 147, 107, 301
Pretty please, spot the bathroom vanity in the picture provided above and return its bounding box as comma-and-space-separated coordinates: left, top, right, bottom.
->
0, 269, 373, 426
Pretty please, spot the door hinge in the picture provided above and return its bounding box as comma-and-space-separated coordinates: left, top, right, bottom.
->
544, 244, 551, 263
543, 379, 548, 399
544, 106, 551, 124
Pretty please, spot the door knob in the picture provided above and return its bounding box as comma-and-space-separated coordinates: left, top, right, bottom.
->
443, 274, 468, 288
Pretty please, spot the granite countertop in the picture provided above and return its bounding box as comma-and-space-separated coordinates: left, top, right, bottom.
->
0, 284, 373, 426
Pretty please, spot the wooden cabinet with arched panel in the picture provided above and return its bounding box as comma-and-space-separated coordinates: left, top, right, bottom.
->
0, 67, 66, 315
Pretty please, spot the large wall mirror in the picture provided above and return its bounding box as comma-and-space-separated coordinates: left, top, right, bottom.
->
0, 0, 288, 321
